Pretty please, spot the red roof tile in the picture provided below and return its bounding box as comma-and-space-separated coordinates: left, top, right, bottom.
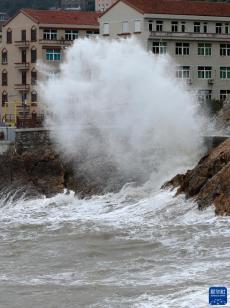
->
21, 9, 100, 26
110, 0, 230, 17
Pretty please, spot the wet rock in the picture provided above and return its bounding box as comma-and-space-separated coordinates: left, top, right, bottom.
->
163, 138, 230, 216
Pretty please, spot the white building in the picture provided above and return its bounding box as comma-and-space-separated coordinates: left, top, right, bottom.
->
100, 0, 230, 102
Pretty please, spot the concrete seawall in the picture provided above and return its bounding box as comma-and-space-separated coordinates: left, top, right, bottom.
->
15, 128, 53, 153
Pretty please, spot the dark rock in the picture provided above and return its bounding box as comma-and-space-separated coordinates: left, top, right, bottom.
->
164, 138, 230, 216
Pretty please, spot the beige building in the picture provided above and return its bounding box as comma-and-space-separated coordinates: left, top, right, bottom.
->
0, 9, 99, 126
95, 0, 116, 12
100, 0, 230, 102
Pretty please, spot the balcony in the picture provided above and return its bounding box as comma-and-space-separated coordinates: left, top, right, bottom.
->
149, 31, 230, 41
14, 84, 30, 91
39, 39, 73, 47
14, 40, 30, 48
15, 62, 29, 70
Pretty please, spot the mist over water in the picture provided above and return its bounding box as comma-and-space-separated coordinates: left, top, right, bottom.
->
40, 38, 205, 187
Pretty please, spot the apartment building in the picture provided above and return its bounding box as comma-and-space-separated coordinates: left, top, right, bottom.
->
0, 9, 99, 125
95, 0, 116, 12
100, 0, 230, 102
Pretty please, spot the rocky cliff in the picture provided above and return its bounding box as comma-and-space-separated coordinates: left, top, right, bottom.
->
0, 144, 136, 200
164, 138, 230, 216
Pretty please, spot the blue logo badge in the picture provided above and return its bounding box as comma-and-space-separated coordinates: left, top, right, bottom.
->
209, 287, 227, 305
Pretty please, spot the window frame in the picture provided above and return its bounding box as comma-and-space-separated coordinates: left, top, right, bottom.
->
220, 43, 230, 56
152, 41, 167, 54
175, 42, 190, 55
43, 29, 58, 40
156, 20, 163, 32
65, 30, 79, 40
198, 43, 212, 56
103, 23, 109, 35
46, 48, 61, 61
220, 66, 230, 79
176, 66, 190, 79
197, 66, 212, 79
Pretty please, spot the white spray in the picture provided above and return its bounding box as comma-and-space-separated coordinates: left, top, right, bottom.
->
39, 38, 205, 188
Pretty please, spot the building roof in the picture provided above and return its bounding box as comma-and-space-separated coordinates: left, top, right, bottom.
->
6, 9, 100, 27
104, 0, 230, 18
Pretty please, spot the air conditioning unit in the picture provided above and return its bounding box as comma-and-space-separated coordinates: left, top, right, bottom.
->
208, 79, 214, 85
186, 78, 192, 85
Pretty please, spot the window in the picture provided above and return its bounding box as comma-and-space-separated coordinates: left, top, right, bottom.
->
46, 49, 61, 61
225, 24, 229, 34
21, 49, 27, 63
21, 30, 26, 41
198, 89, 212, 102
156, 20, 163, 32
194, 22, 200, 33
134, 20, 141, 32
198, 43, 212, 56
149, 20, 153, 31
21, 92, 27, 103
65, 30, 78, 40
43, 29, 57, 40
198, 66, 212, 79
122, 21, 129, 33
220, 67, 230, 79
2, 91, 8, 106
216, 23, 222, 34
31, 27, 37, 41
31, 48, 37, 63
181, 22, 186, 32
203, 23, 207, 33
171, 21, 178, 32
31, 70, 37, 85
176, 66, 190, 79
152, 41, 167, 54
103, 23, 109, 35
220, 44, 230, 56
86, 31, 98, 38
175, 42, 190, 55
22, 71, 27, 85
31, 91, 37, 102
6, 29, 12, 44
220, 90, 230, 102
2, 49, 8, 64
2, 70, 7, 86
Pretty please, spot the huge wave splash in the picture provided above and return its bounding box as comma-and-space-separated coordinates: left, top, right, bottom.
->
39, 37, 205, 188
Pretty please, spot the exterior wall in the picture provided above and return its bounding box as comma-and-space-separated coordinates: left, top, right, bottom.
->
99, 2, 230, 101
95, 0, 116, 12
146, 15, 230, 100
0, 11, 99, 126
100, 1, 146, 47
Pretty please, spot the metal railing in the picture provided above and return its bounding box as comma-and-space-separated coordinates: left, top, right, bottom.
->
16, 114, 45, 128
149, 31, 230, 40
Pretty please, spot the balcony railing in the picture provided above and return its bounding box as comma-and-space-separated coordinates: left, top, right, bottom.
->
14, 84, 30, 91
149, 31, 230, 41
14, 62, 30, 70
14, 40, 30, 48
16, 114, 44, 128
39, 39, 73, 46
